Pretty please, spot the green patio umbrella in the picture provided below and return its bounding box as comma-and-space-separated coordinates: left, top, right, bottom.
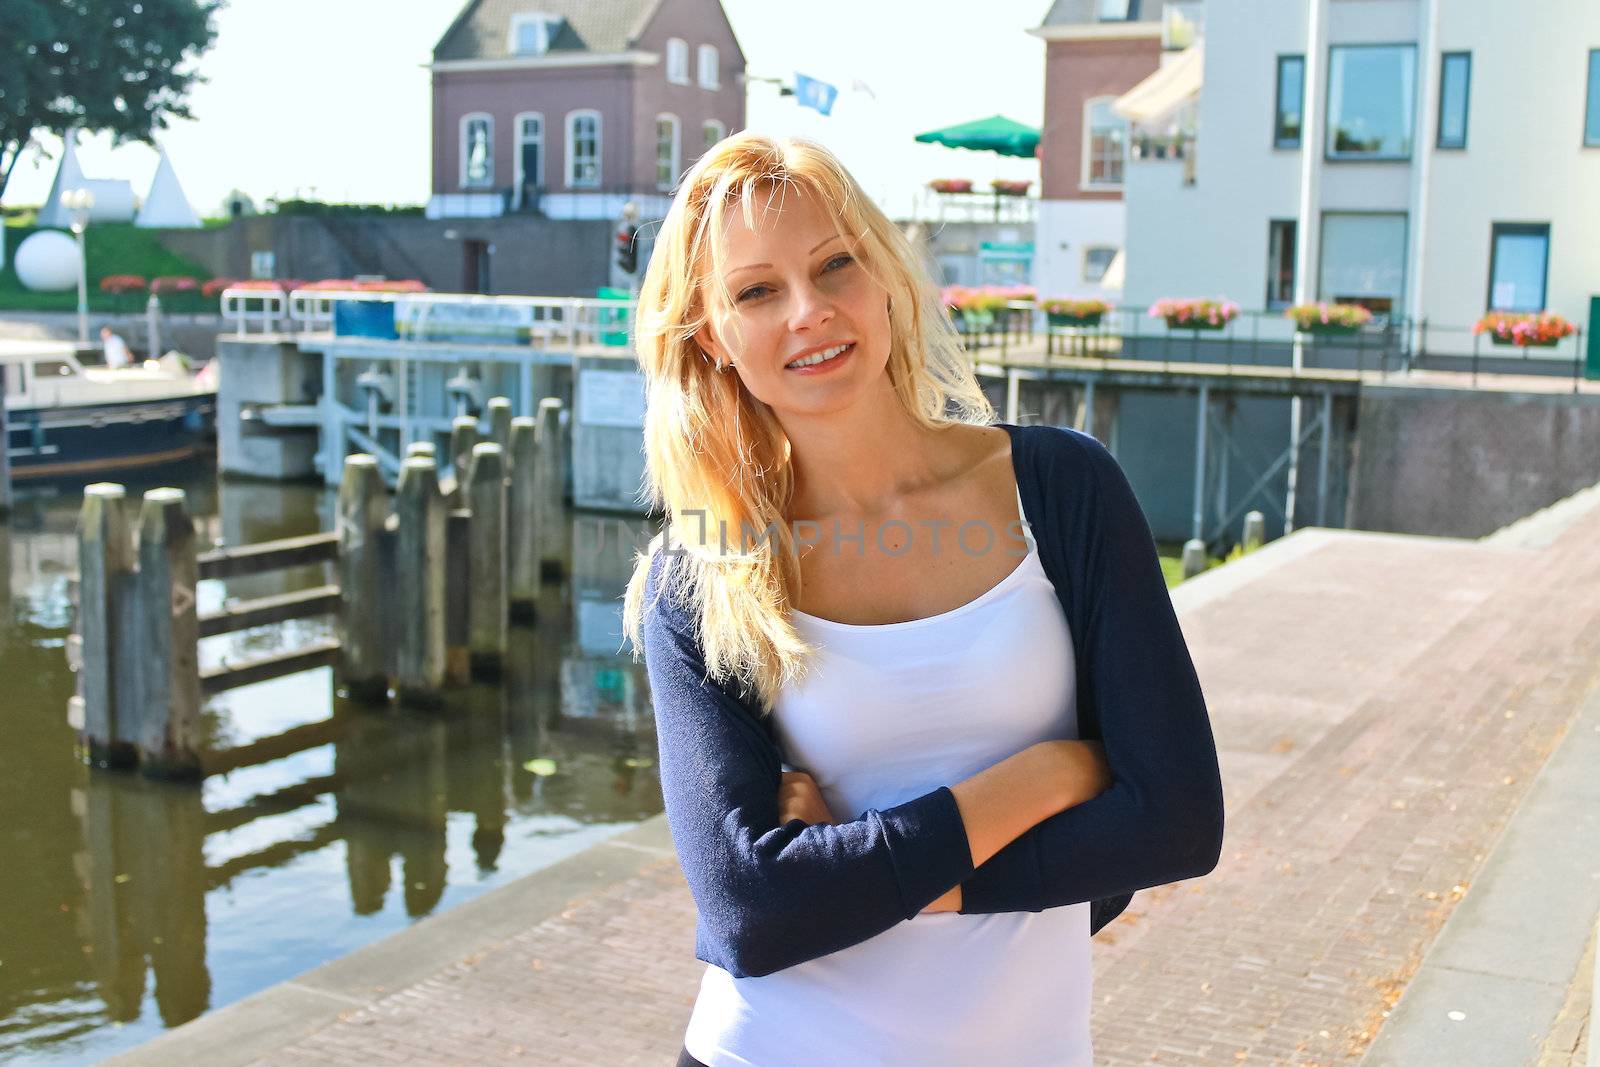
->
913, 114, 1040, 158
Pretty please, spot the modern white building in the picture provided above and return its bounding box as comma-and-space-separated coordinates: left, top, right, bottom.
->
1122, 0, 1600, 354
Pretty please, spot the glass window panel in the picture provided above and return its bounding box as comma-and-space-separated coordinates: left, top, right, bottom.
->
1096, 0, 1133, 20
1319, 214, 1408, 313
1084, 247, 1117, 283
464, 117, 492, 187
656, 117, 678, 188
1437, 52, 1470, 149
1586, 50, 1600, 147
569, 114, 599, 186
1267, 220, 1297, 307
1275, 56, 1305, 148
1327, 45, 1417, 159
1488, 226, 1549, 312
1086, 99, 1127, 185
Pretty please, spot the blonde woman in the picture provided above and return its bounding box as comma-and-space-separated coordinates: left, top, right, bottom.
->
621, 133, 1224, 1067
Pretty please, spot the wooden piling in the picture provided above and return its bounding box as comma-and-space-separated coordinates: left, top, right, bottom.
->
406, 440, 437, 461
467, 442, 508, 678
449, 415, 479, 486
76, 484, 138, 766
1181, 538, 1208, 580
338, 454, 389, 703
508, 416, 539, 620
534, 398, 566, 581
395, 456, 446, 707
444, 508, 471, 687
1242, 510, 1265, 553
136, 488, 201, 779
486, 396, 513, 451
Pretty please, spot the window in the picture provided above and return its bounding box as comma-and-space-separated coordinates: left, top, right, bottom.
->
1096, 0, 1138, 20
1319, 213, 1408, 314
703, 119, 726, 152
1586, 50, 1600, 147
656, 114, 681, 190
1266, 220, 1297, 308
697, 44, 719, 89
565, 110, 600, 188
1487, 223, 1550, 312
1274, 55, 1305, 148
509, 13, 560, 56
1083, 246, 1118, 284
460, 113, 494, 188
666, 38, 689, 84
1437, 52, 1470, 150
1083, 97, 1128, 187
1326, 44, 1417, 160
515, 112, 544, 205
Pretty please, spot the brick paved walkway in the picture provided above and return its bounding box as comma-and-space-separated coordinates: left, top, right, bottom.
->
122, 488, 1600, 1066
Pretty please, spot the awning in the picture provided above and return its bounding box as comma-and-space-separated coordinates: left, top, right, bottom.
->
1112, 44, 1203, 126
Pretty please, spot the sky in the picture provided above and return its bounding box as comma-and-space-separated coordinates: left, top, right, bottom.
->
4, 0, 1051, 219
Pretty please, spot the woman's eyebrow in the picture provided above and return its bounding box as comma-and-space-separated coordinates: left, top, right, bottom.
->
727, 235, 848, 277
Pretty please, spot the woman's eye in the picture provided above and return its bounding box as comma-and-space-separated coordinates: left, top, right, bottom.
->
736, 284, 771, 303
825, 253, 854, 271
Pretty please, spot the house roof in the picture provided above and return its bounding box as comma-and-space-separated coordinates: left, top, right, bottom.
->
433, 0, 664, 61
1038, 0, 1164, 28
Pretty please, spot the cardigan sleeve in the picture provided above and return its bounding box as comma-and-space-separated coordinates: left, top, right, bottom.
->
638, 550, 977, 978
957, 431, 1225, 916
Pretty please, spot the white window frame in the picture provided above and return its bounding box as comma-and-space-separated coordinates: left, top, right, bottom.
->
460, 112, 495, 189
703, 119, 726, 153
1082, 96, 1127, 189
508, 13, 559, 56
656, 113, 681, 190
697, 44, 720, 89
514, 111, 544, 200
565, 109, 602, 189
666, 38, 689, 84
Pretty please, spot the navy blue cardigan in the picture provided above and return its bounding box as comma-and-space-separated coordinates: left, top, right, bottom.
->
636, 422, 1225, 979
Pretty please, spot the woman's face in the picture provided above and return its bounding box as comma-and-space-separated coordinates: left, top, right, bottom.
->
695, 183, 892, 418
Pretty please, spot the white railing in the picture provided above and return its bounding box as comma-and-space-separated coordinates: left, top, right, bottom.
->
219, 288, 290, 335
220, 288, 636, 351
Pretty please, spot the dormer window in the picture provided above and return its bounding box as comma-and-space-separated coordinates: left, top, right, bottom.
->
666, 38, 689, 84
509, 12, 561, 55
1096, 0, 1138, 20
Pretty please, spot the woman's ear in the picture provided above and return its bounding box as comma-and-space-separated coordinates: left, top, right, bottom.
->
694, 322, 726, 367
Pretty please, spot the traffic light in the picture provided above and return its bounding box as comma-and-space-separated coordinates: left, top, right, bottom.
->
615, 223, 639, 275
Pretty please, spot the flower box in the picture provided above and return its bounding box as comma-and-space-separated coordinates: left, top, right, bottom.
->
991, 179, 1032, 197
1150, 297, 1239, 331
1473, 310, 1576, 348
1305, 322, 1362, 336
1285, 301, 1373, 334
1488, 333, 1559, 348
1166, 316, 1227, 331
929, 179, 973, 194
1048, 311, 1103, 328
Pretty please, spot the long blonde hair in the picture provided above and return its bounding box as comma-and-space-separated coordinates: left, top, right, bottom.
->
619, 132, 995, 715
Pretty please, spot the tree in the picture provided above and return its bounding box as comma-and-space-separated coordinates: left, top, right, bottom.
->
0, 0, 222, 201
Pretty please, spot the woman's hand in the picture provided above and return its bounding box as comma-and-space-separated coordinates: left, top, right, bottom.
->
778, 769, 836, 826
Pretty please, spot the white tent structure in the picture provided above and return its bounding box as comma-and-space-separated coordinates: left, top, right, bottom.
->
136, 149, 202, 228
35, 131, 138, 226
34, 134, 90, 229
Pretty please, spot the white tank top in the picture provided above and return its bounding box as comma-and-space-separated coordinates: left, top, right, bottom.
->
684, 489, 1093, 1067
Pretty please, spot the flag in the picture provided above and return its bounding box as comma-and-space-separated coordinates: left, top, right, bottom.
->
793, 73, 839, 116
851, 79, 876, 99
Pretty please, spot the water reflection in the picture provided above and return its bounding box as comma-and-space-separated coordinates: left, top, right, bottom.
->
0, 462, 665, 1064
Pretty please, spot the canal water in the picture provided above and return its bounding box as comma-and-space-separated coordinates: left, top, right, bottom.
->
0, 461, 664, 1064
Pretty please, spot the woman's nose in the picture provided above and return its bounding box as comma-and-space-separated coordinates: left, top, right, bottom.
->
786, 281, 835, 333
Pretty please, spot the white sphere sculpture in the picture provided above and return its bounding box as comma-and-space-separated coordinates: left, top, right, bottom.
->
14, 230, 83, 292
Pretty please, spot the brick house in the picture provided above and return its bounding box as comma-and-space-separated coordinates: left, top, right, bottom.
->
428, 0, 746, 221
1029, 0, 1173, 300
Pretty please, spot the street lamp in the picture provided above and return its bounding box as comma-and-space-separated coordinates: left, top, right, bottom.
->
60, 187, 95, 345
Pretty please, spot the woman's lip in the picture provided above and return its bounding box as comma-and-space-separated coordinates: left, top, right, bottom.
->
785, 343, 855, 373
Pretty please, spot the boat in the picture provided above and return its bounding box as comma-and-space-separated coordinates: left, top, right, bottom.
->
1, 338, 216, 481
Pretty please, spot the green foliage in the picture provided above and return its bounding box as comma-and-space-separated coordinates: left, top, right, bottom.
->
0, 223, 210, 311
272, 199, 426, 218
0, 0, 221, 197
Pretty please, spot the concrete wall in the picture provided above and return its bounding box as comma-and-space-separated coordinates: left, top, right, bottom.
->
213, 337, 322, 481
1034, 198, 1124, 300
155, 215, 615, 297
1348, 387, 1600, 537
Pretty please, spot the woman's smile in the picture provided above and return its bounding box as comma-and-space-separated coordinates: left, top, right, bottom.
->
785, 342, 856, 374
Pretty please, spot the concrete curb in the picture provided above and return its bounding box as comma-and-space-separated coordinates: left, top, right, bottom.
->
104, 813, 677, 1066
1361, 677, 1600, 1066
